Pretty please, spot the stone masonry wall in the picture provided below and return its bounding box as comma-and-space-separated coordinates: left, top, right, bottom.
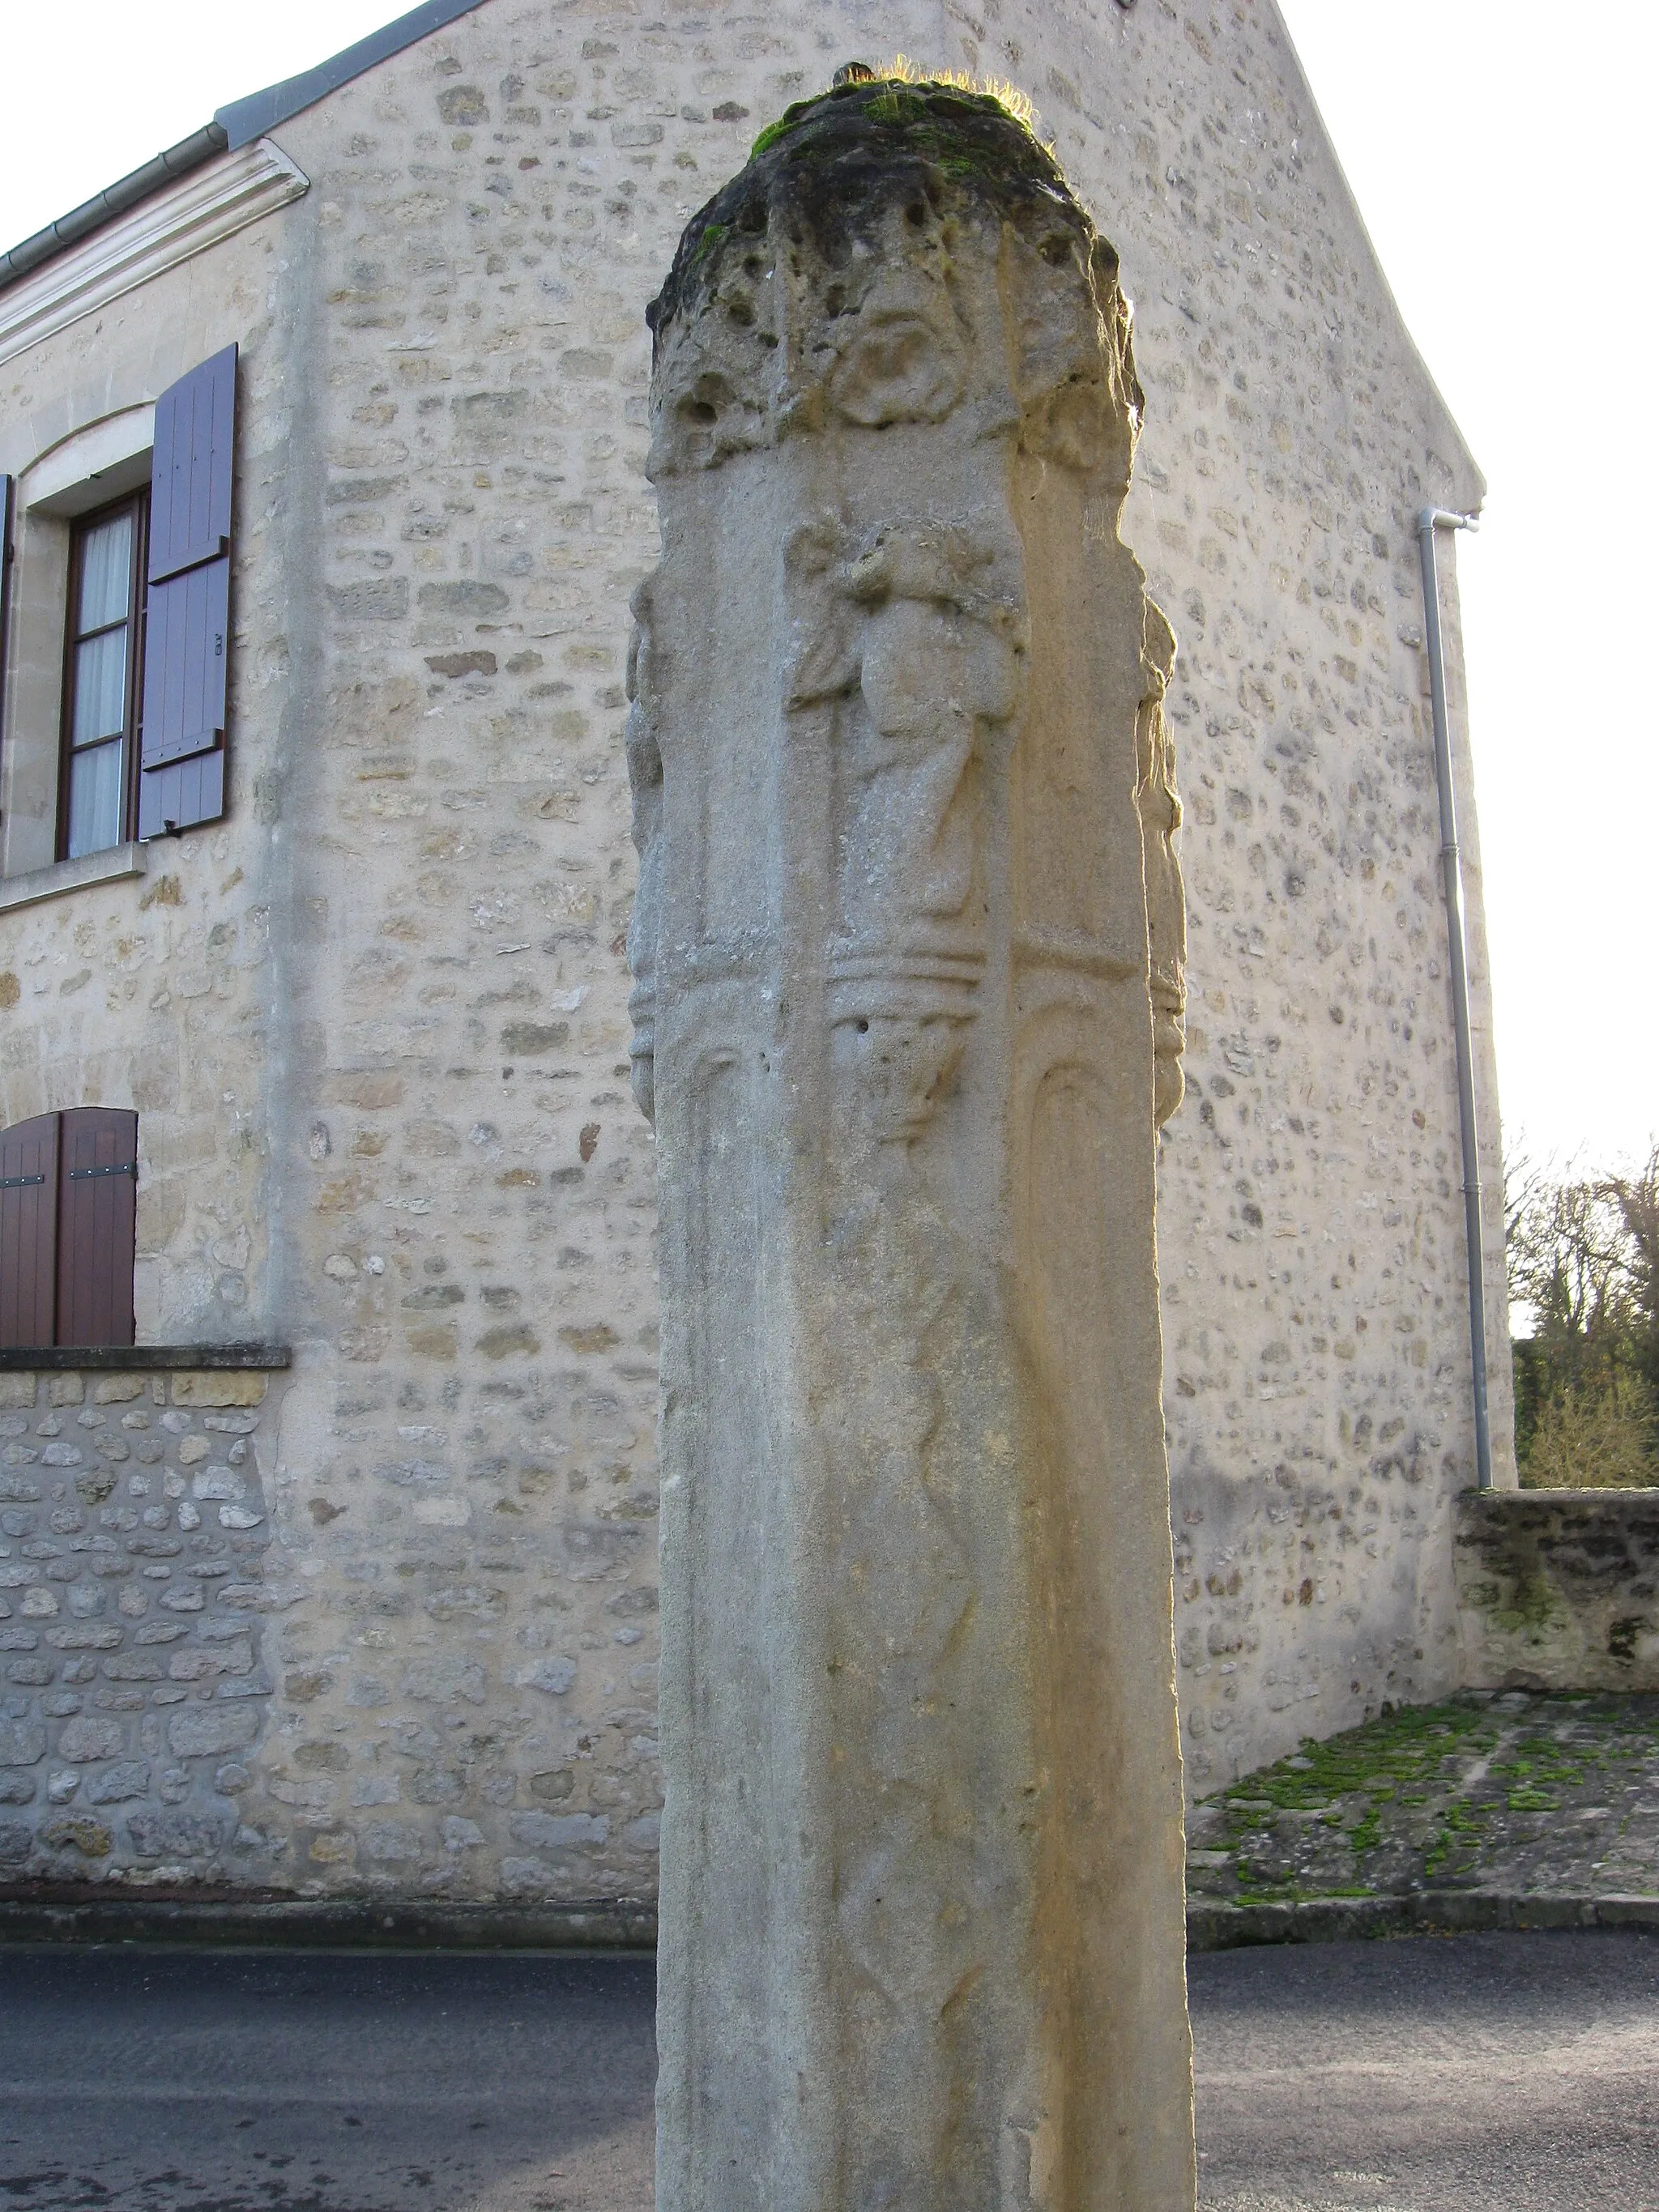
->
0, 0, 1510, 1902
1054, 0, 1512, 1790
1456, 1492, 1659, 1695
0, 1365, 283, 1883
0, 206, 313, 1345
261, 0, 1506, 1854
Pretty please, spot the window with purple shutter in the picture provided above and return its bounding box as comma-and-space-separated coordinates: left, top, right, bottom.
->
0, 1109, 139, 1349
139, 345, 237, 838
59, 492, 148, 859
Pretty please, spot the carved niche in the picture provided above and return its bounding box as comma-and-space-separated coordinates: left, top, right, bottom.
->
786, 512, 1027, 1140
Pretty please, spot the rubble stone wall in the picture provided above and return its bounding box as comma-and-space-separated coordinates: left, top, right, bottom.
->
0, 1363, 285, 1885
1456, 1491, 1659, 1694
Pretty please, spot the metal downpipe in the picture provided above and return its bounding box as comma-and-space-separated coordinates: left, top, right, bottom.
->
1417, 506, 1491, 1492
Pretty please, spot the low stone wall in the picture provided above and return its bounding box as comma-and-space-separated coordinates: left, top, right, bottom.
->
1455, 1490, 1659, 1691
0, 1352, 288, 1883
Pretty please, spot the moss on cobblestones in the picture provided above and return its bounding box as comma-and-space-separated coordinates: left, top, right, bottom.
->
1187, 1691, 1659, 1905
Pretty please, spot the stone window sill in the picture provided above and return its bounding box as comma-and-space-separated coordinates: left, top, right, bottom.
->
0, 842, 147, 914
0, 1343, 290, 1371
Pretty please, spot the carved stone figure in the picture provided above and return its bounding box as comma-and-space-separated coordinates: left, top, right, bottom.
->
628, 75, 1194, 2212
1139, 599, 1188, 1131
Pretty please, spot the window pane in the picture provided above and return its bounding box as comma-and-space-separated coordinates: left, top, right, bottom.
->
71, 628, 128, 747
66, 740, 124, 859
77, 510, 133, 633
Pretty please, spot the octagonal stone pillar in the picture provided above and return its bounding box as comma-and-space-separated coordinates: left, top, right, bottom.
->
627, 75, 1195, 2212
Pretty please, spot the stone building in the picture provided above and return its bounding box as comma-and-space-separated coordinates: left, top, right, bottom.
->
0, 0, 1509, 1912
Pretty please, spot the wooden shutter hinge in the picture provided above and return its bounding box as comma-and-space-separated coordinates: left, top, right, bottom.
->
0, 1172, 46, 1189
66, 1162, 138, 1181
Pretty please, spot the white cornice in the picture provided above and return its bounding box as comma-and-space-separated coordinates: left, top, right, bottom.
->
0, 140, 309, 371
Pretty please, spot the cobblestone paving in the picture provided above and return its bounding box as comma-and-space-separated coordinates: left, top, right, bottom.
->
1186, 1690, 1659, 1905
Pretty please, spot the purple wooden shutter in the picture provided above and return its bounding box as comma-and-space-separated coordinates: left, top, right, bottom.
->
56, 1108, 138, 1349
0, 1114, 60, 1350
139, 346, 236, 838
148, 345, 235, 582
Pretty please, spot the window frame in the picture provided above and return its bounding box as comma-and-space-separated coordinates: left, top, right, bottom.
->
55, 487, 149, 863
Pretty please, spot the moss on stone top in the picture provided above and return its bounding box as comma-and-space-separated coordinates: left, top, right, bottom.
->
648, 73, 1096, 346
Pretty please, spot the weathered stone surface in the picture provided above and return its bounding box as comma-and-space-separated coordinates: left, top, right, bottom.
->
127, 1807, 229, 1860
170, 1373, 267, 1409
167, 1703, 260, 1758
1456, 1491, 1659, 1690
58, 1717, 126, 1764
632, 80, 1192, 2211
0, 1720, 45, 1768
85, 1761, 151, 1805
0, 1369, 275, 1877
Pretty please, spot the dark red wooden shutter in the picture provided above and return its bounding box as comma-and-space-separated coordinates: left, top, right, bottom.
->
139, 346, 236, 838
0, 1114, 60, 1350
56, 1109, 138, 1349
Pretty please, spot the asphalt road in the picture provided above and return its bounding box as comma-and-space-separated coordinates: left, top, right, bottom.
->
0, 1947, 656, 2212
0, 1930, 1653, 2210
1191, 1930, 1659, 2211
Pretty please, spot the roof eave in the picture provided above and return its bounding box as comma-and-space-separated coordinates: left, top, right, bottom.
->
0, 0, 490, 300
0, 124, 228, 294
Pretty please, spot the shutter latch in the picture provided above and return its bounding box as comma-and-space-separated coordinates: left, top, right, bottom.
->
67, 1162, 138, 1181
0, 1172, 45, 1189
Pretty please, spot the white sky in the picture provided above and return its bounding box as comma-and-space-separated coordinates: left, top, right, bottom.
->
1273, 0, 1659, 1187
1, 1, 1652, 1180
